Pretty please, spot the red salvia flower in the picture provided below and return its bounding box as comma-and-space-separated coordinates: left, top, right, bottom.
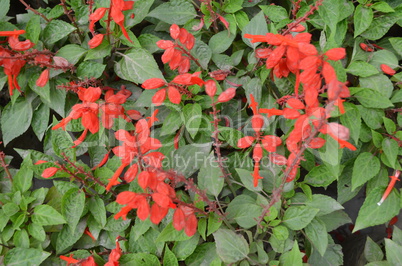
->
59, 254, 79, 266
88, 34, 104, 49
378, 170, 400, 206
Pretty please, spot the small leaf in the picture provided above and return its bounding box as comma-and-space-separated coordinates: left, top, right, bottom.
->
147, 0, 196, 25
32, 205, 66, 226
226, 194, 263, 229
213, 229, 249, 264
385, 239, 402, 265
354, 5, 373, 37
382, 138, 398, 168
242, 11, 268, 49
43, 20, 75, 44
1, 97, 33, 146
352, 88, 394, 109
116, 48, 165, 84
198, 152, 224, 197
351, 152, 380, 190
209, 30, 236, 54
305, 218, 328, 256
281, 241, 303, 266
4, 248, 50, 266
347, 61, 379, 77
183, 103, 202, 138
61, 188, 85, 232
283, 206, 319, 230
163, 245, 178, 266
364, 236, 384, 262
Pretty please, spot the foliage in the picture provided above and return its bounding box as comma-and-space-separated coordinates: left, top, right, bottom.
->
0, 0, 401, 265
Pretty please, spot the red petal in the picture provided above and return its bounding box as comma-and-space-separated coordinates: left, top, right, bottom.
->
269, 154, 287, 165
287, 98, 305, 109
138, 171, 150, 190
237, 136, 255, 148
170, 24, 180, 39
184, 214, 198, 236
124, 163, 138, 183
152, 89, 167, 106
381, 64, 396, 76
173, 208, 186, 231
156, 40, 174, 49
36, 69, 49, 87
308, 137, 326, 149
141, 78, 166, 90
205, 79, 217, 97
42, 167, 59, 178
217, 88, 236, 103
324, 48, 346, 61
88, 34, 104, 49
150, 204, 169, 224
167, 86, 181, 104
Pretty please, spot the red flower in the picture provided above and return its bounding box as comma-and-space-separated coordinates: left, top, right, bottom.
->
217, 87, 236, 103
173, 206, 198, 236
36, 69, 49, 87
59, 254, 79, 266
52, 86, 101, 147
42, 167, 59, 178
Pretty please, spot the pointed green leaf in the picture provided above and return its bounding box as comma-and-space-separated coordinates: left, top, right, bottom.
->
351, 152, 380, 190
61, 188, 85, 232
32, 205, 66, 226
213, 229, 249, 264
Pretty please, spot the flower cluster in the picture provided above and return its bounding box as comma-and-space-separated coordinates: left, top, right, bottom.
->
156, 24, 197, 74
0, 30, 34, 95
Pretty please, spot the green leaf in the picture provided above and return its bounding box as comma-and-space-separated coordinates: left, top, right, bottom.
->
129, 0, 155, 27
319, 210, 352, 232
305, 165, 337, 187
207, 212, 222, 236
260, 5, 289, 22
280, 241, 303, 266
61, 188, 85, 232
115, 48, 164, 84
360, 74, 394, 98
88, 196, 107, 227
385, 239, 402, 265
283, 206, 319, 230
13, 163, 33, 193
185, 243, 220, 266
198, 152, 224, 197
147, 0, 197, 25
138, 33, 161, 54
32, 204, 66, 226
213, 229, 249, 264
371, 2, 394, 13
120, 253, 161, 266
2, 202, 19, 216
164, 245, 179, 266
354, 187, 400, 232
346, 61, 379, 77
85, 39, 112, 60
242, 11, 268, 49
361, 13, 400, 40
1, 97, 33, 146
43, 20, 75, 44
383, 117, 396, 134
51, 125, 76, 160
307, 238, 343, 266
169, 142, 211, 177
209, 30, 236, 54
305, 218, 328, 256
272, 225, 289, 241
156, 223, 191, 242
364, 236, 384, 262
31, 103, 50, 141
305, 194, 344, 216
0, 0, 10, 20
352, 88, 394, 108
244, 78, 263, 106
56, 44, 87, 65
161, 111, 183, 136
222, 0, 243, 13
226, 194, 263, 229
354, 5, 373, 37
389, 37, 402, 56
104, 216, 131, 232
172, 234, 199, 260
351, 152, 381, 190
393, 226, 402, 246
56, 219, 86, 254
235, 168, 263, 191
382, 138, 398, 168
191, 39, 212, 69
340, 104, 361, 144
4, 248, 50, 266
13, 229, 29, 248
28, 223, 46, 242
77, 61, 105, 79
183, 103, 202, 138
25, 15, 41, 44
